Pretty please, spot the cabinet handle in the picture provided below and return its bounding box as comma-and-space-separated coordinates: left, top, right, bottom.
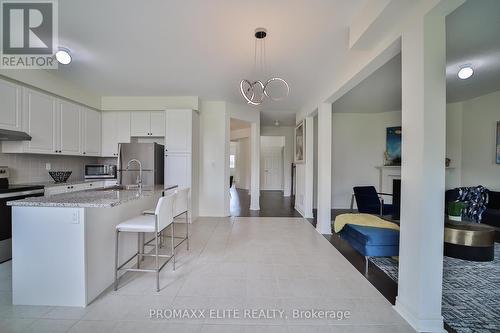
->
83, 152, 86, 155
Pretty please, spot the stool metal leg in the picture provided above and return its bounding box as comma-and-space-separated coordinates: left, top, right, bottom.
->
155, 231, 160, 292
114, 230, 119, 291
171, 222, 175, 271
186, 211, 189, 251
141, 232, 145, 261
137, 232, 141, 269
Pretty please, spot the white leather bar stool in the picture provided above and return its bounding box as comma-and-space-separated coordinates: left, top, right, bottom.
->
144, 187, 190, 252
172, 187, 190, 251
114, 192, 175, 292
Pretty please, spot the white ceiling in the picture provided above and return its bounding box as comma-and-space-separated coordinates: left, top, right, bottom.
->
55, 0, 364, 112
333, 0, 500, 113
260, 109, 297, 127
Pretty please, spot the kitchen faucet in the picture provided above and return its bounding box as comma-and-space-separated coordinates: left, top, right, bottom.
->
126, 159, 143, 190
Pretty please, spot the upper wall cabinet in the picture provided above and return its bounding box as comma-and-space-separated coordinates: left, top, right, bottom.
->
101, 111, 130, 157
2, 85, 101, 157
130, 111, 165, 137
23, 88, 58, 154
82, 108, 101, 156
0, 80, 22, 132
58, 100, 82, 155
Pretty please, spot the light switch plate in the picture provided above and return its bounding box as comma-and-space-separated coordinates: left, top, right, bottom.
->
45, 163, 51, 171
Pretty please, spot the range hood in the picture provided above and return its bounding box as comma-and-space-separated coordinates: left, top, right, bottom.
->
0, 129, 32, 141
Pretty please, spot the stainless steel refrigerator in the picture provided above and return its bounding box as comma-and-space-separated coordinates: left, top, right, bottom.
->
118, 143, 164, 187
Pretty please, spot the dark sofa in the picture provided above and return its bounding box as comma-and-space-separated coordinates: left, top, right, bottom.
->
483, 190, 500, 228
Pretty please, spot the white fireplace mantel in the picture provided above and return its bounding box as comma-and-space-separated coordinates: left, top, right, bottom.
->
375, 166, 401, 202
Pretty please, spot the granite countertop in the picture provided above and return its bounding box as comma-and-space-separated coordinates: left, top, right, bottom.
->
7, 185, 176, 208
14, 179, 117, 189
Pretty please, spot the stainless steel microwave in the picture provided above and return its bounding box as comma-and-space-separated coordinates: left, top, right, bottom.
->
84, 164, 117, 179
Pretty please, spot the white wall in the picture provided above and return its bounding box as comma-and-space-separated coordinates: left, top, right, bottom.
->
445, 102, 463, 189
260, 126, 294, 196
199, 101, 229, 216
235, 137, 251, 190
449, 90, 500, 191
331, 111, 401, 209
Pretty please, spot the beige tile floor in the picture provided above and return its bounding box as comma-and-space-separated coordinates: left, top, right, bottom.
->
0, 217, 415, 332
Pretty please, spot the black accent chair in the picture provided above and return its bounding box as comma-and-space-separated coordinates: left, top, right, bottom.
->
351, 186, 394, 216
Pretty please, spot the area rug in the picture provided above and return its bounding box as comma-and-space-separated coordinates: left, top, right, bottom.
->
370, 244, 500, 333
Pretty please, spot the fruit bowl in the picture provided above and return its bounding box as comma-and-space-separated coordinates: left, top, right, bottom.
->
49, 171, 72, 183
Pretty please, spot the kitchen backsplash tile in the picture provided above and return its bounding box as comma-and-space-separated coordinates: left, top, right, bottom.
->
0, 153, 98, 184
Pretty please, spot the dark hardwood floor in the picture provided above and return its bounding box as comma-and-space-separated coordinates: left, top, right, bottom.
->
309, 210, 456, 333
230, 187, 302, 217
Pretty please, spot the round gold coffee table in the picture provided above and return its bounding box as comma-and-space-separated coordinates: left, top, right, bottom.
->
444, 220, 495, 261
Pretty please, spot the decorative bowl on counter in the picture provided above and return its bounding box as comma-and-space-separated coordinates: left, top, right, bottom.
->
49, 171, 72, 183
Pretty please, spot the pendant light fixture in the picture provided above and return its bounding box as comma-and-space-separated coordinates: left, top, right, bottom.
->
240, 28, 289, 106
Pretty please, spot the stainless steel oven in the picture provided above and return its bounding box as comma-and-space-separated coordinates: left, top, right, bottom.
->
0, 167, 44, 263
84, 164, 117, 180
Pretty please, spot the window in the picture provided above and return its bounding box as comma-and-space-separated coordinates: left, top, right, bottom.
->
230, 155, 236, 169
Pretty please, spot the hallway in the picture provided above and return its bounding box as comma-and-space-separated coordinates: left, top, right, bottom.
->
230, 188, 302, 217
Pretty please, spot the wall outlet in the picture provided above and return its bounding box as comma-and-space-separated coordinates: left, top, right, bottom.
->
45, 163, 51, 171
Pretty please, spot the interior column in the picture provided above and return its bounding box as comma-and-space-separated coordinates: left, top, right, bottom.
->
395, 10, 447, 333
304, 116, 314, 218
250, 121, 260, 210
316, 103, 332, 234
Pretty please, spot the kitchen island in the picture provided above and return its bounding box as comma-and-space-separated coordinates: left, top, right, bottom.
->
8, 185, 174, 307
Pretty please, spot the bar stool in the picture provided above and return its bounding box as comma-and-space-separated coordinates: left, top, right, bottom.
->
114, 192, 175, 292
144, 187, 190, 253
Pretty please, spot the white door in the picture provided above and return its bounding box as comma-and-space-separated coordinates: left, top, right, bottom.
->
83, 108, 101, 156
149, 111, 165, 137
59, 100, 81, 155
24, 89, 57, 154
165, 153, 191, 188
261, 148, 283, 190
0, 80, 22, 131
130, 111, 150, 136
165, 109, 191, 152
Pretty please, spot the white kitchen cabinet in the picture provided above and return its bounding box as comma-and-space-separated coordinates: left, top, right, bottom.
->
150, 111, 165, 136
58, 100, 81, 155
130, 111, 165, 137
23, 89, 58, 154
44, 181, 106, 196
164, 109, 199, 219
165, 109, 192, 153
101, 111, 130, 157
0, 79, 22, 131
165, 153, 191, 188
82, 108, 101, 156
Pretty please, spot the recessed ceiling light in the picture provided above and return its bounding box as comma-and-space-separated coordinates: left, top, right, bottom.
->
55, 48, 72, 65
458, 66, 473, 80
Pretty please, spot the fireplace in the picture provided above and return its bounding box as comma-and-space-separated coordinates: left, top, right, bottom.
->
392, 179, 401, 220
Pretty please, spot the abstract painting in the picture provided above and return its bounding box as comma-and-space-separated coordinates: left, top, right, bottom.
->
386, 126, 402, 166
295, 121, 305, 163
497, 121, 500, 164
